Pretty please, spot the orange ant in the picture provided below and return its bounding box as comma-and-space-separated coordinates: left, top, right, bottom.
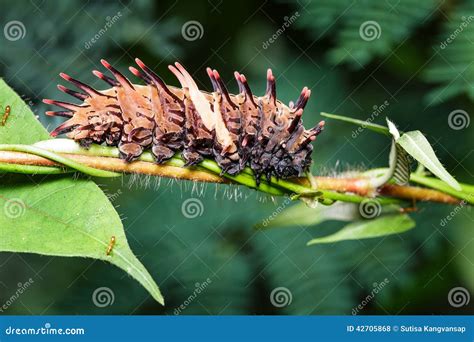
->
1, 105, 10, 126
106, 236, 116, 256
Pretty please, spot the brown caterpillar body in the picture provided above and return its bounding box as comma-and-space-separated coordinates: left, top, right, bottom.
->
44, 59, 324, 182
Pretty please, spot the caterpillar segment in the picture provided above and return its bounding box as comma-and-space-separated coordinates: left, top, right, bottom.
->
44, 59, 324, 182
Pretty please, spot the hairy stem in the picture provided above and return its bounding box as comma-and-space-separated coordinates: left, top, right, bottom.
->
0, 151, 459, 204
0, 139, 465, 205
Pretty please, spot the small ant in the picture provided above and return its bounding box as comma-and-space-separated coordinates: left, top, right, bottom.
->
106, 236, 116, 256
1, 105, 11, 126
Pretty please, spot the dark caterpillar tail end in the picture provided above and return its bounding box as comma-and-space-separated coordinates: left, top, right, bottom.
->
44, 59, 324, 181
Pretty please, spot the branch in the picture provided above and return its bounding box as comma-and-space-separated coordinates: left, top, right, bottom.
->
0, 139, 464, 205
297, 177, 461, 204
0, 150, 226, 183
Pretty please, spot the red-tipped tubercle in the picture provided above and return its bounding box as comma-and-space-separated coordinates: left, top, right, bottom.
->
129, 66, 141, 77
135, 58, 146, 69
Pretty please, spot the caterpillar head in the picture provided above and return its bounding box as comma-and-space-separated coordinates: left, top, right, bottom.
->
44, 73, 123, 147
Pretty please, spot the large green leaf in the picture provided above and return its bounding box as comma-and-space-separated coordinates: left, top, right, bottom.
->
396, 130, 461, 191
307, 214, 415, 245
0, 175, 164, 304
0, 79, 163, 304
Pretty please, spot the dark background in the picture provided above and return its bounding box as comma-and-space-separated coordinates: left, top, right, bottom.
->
0, 0, 472, 315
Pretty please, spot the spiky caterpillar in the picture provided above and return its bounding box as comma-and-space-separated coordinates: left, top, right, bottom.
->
44, 59, 324, 183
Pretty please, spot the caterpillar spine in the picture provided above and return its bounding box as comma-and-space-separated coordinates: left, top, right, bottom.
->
44, 59, 324, 183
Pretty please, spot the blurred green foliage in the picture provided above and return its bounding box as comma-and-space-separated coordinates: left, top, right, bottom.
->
0, 0, 472, 315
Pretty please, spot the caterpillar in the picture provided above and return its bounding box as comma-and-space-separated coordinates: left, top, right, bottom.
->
44, 59, 324, 183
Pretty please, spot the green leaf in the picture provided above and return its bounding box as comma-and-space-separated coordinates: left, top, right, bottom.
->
256, 202, 360, 229
307, 214, 415, 245
396, 131, 461, 191
321, 112, 390, 135
0, 80, 164, 304
0, 175, 164, 304
386, 119, 401, 140
381, 119, 410, 186
0, 79, 50, 144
